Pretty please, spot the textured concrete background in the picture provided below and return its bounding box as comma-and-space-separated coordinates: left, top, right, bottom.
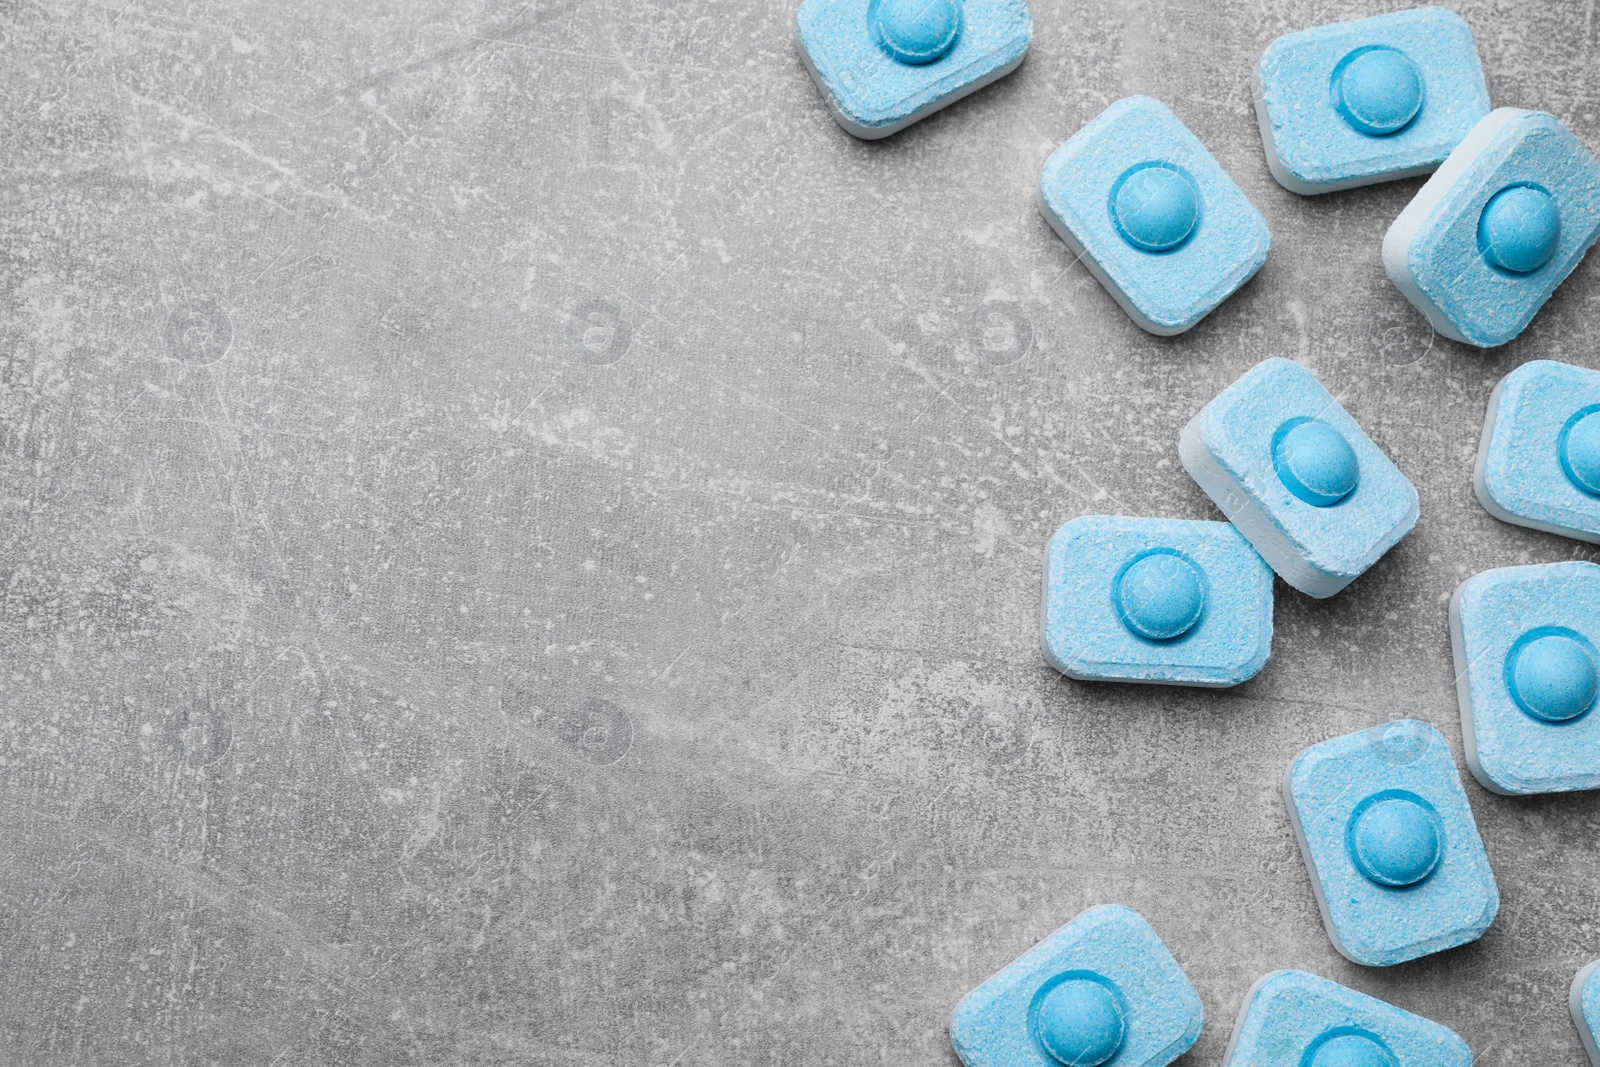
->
2, 0, 1598, 1063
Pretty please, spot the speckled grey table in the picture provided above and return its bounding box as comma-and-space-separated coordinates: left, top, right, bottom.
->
3, 1, 1598, 1063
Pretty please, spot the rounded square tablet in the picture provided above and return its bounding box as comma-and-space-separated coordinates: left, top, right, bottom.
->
1253, 7, 1490, 194
1221, 970, 1472, 1066
1474, 359, 1600, 543
1574, 960, 1600, 1067
1037, 96, 1271, 336
1179, 358, 1419, 598
1383, 109, 1600, 347
950, 905, 1202, 1067
1284, 719, 1499, 967
1040, 516, 1274, 688
1450, 562, 1600, 795
796, 0, 1032, 139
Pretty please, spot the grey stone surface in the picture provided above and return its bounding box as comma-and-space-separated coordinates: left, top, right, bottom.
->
1, 0, 1598, 1063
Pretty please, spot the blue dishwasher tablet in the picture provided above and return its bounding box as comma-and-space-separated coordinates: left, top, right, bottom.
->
1285, 719, 1499, 967
1037, 96, 1271, 336
1450, 562, 1600, 795
1474, 360, 1600, 542
1179, 358, 1419, 598
1574, 960, 1600, 1067
1253, 8, 1490, 194
1220, 970, 1472, 1067
1383, 109, 1600, 347
796, 0, 1032, 139
1041, 516, 1273, 687
950, 905, 1203, 1067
